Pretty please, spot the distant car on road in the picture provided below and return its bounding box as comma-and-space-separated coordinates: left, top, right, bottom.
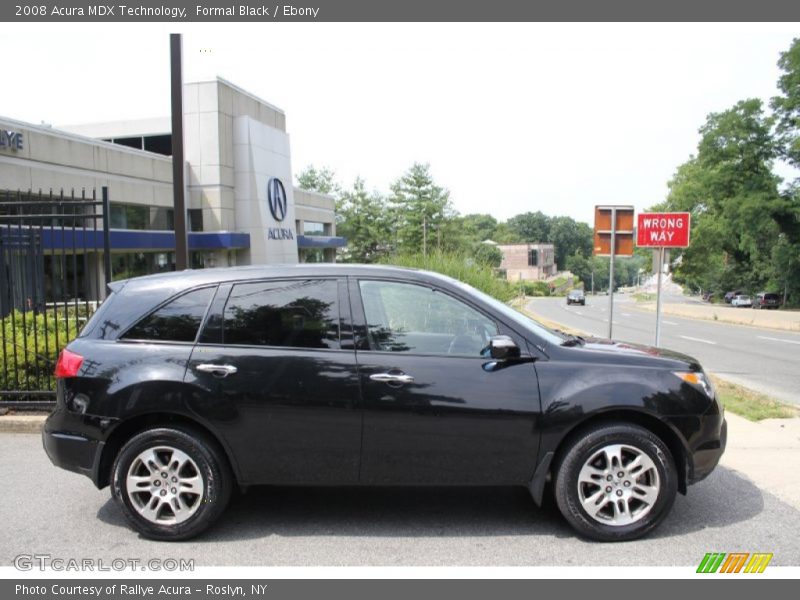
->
566, 289, 585, 305
731, 294, 752, 308
724, 290, 744, 303
752, 292, 781, 310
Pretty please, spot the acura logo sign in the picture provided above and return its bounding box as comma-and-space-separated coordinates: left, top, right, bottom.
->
267, 177, 287, 222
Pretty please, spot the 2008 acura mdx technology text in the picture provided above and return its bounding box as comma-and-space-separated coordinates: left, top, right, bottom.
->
43, 265, 726, 541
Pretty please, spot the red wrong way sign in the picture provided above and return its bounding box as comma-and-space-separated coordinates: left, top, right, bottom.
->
636, 212, 691, 248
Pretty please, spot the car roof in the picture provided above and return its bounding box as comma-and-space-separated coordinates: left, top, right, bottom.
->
110, 263, 465, 294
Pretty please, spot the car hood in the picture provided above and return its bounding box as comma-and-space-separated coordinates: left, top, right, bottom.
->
574, 337, 702, 370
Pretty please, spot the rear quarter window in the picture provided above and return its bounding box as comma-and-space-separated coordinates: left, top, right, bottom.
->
122, 286, 216, 343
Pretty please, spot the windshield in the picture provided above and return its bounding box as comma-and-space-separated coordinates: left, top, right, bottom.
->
448, 279, 567, 346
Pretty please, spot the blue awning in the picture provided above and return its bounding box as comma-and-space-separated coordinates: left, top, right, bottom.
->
297, 235, 346, 249
0, 226, 250, 251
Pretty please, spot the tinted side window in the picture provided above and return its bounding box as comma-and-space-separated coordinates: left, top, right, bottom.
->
123, 286, 215, 342
358, 280, 498, 356
223, 279, 340, 349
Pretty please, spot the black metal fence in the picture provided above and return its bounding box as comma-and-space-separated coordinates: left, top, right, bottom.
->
0, 188, 110, 409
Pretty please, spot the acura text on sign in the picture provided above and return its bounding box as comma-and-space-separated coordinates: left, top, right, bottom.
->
636, 212, 691, 248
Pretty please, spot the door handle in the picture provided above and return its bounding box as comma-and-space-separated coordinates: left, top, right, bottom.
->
369, 372, 414, 384
195, 363, 238, 378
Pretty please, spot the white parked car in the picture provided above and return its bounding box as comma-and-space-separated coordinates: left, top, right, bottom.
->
731, 294, 752, 308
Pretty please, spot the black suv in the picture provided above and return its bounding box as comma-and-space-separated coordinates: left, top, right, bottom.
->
753, 292, 781, 310
567, 289, 586, 305
44, 265, 726, 542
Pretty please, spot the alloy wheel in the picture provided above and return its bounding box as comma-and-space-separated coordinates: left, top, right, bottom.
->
125, 446, 205, 524
576, 443, 660, 526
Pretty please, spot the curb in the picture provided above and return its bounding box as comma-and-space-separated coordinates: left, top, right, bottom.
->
0, 415, 47, 434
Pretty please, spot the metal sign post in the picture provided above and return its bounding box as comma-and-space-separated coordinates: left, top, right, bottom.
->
655, 246, 665, 347
608, 206, 616, 339
636, 212, 692, 347
593, 205, 633, 340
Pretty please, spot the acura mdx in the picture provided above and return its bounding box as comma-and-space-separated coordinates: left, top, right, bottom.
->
43, 265, 726, 542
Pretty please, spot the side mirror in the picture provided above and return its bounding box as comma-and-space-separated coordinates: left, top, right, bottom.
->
488, 335, 521, 360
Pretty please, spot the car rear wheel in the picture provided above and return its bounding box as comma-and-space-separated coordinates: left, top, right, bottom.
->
554, 423, 677, 542
111, 427, 232, 541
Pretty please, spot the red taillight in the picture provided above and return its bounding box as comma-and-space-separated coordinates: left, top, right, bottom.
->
54, 349, 84, 378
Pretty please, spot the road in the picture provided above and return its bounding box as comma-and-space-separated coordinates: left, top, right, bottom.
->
1, 434, 799, 567
526, 294, 800, 406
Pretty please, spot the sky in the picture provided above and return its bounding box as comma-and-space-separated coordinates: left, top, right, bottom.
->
1, 23, 797, 225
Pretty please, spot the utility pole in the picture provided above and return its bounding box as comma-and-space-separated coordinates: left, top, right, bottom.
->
170, 33, 188, 271
422, 215, 427, 258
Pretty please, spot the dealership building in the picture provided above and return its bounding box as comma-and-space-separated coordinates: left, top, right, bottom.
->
0, 76, 343, 301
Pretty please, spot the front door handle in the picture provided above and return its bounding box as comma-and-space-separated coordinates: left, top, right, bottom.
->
369, 372, 414, 384
195, 363, 238, 378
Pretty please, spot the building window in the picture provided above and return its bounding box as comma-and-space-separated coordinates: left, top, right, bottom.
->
143, 134, 172, 156
528, 249, 539, 267
303, 221, 329, 236
112, 252, 174, 281
189, 209, 203, 232
103, 134, 172, 157
109, 203, 174, 231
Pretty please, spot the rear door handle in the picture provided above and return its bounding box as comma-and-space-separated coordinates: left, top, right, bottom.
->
369, 372, 414, 384
195, 363, 238, 378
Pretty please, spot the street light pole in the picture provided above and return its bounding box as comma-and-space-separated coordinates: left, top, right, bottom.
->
170, 33, 188, 271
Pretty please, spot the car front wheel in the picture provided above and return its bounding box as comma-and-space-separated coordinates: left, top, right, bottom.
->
554, 423, 678, 542
111, 427, 232, 541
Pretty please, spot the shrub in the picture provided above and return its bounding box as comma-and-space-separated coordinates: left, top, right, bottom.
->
1, 309, 82, 393
518, 280, 551, 297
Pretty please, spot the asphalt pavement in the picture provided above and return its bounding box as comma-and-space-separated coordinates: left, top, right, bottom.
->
526, 294, 800, 406
2, 433, 799, 567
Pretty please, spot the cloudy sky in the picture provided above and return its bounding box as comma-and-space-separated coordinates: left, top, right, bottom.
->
2, 23, 797, 224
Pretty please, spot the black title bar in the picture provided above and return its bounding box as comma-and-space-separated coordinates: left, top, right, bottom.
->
4, 0, 800, 22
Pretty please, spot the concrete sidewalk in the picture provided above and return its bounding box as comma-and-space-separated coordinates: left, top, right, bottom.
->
636, 301, 800, 332
0, 414, 47, 433
3, 411, 798, 510
721, 412, 800, 510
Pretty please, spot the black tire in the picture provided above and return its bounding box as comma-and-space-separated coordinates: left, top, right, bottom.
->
553, 423, 677, 542
111, 427, 232, 541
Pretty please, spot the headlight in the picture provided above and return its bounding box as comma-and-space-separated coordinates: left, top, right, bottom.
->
673, 371, 715, 398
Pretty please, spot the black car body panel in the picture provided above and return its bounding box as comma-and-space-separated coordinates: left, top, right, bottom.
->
43, 264, 726, 500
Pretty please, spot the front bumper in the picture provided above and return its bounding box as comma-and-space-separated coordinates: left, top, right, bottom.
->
688, 417, 727, 484
42, 407, 112, 487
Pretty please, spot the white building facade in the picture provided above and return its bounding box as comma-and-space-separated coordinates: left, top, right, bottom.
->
0, 76, 342, 300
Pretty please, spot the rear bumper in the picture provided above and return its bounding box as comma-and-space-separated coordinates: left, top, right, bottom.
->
42, 407, 111, 487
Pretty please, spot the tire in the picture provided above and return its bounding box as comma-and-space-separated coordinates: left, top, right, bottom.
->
111, 427, 232, 541
554, 423, 677, 542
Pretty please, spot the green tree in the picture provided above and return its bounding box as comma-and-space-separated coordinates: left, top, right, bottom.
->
547, 216, 593, 269
507, 211, 551, 243
461, 213, 499, 242
772, 37, 800, 171
472, 242, 504, 268
389, 163, 454, 255
656, 99, 783, 295
770, 37, 800, 303
335, 178, 391, 263
296, 165, 339, 195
